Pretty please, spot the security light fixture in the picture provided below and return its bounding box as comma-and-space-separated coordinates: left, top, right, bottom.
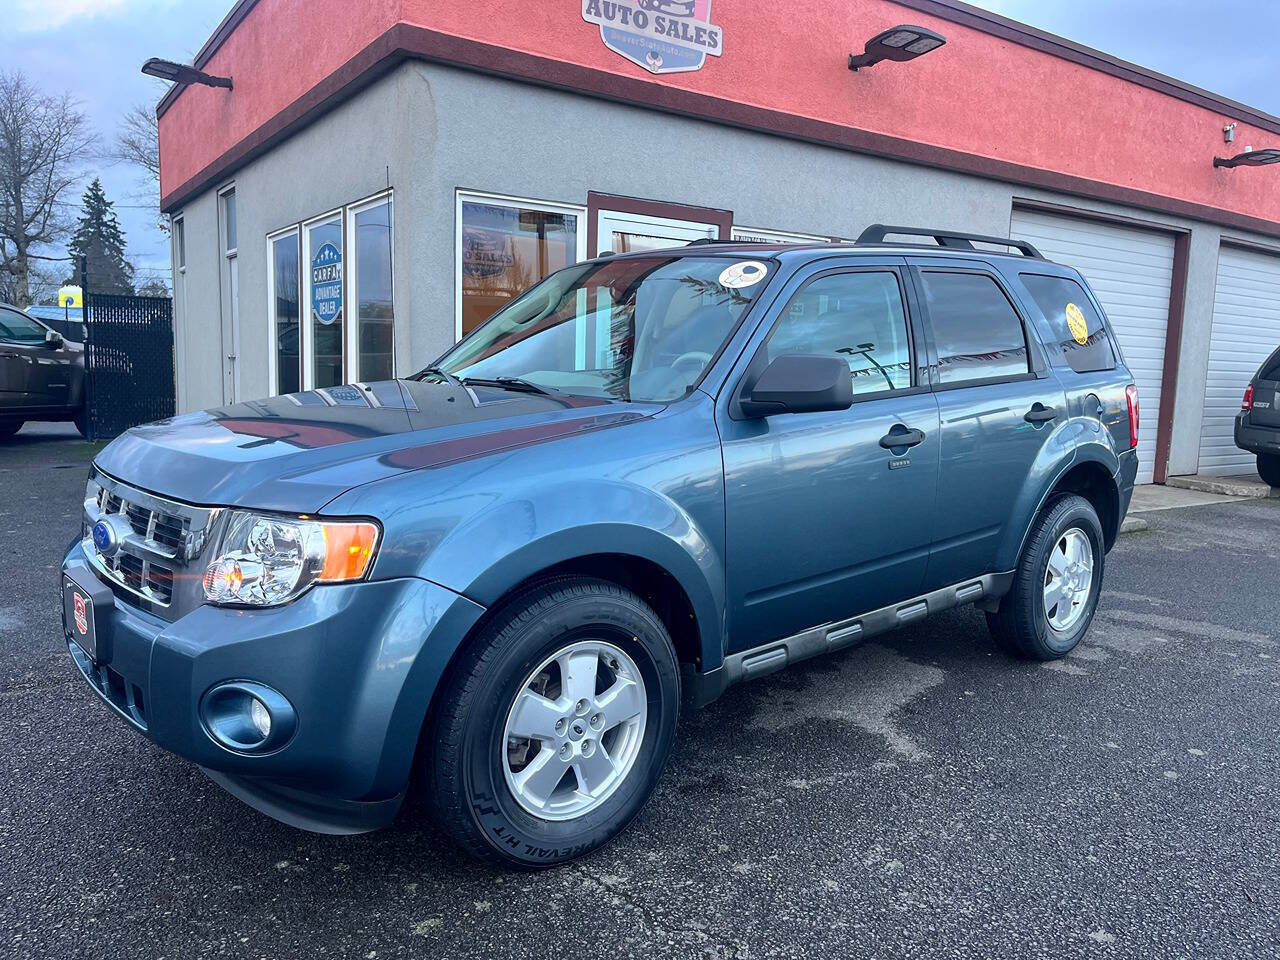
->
141, 57, 232, 89
848, 24, 947, 71
1214, 147, 1280, 168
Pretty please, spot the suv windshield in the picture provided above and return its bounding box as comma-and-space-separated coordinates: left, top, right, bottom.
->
435, 254, 772, 402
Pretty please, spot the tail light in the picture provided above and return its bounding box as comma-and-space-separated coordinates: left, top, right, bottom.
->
1242, 384, 1254, 411
1125, 383, 1139, 449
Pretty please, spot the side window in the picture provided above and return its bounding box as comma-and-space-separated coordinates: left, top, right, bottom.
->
1020, 273, 1117, 374
766, 271, 912, 396
0, 308, 48, 344
919, 271, 1029, 385
1261, 348, 1280, 382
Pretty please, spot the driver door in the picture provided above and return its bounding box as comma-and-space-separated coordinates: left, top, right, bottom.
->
717, 260, 941, 652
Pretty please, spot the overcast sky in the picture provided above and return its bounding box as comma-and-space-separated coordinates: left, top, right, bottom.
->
3, 0, 1277, 291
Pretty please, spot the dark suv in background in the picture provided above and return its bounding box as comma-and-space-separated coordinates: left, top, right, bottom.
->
0, 303, 86, 438
62, 225, 1138, 866
1237, 344, 1280, 486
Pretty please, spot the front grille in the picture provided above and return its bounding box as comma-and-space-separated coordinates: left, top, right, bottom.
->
83, 470, 221, 618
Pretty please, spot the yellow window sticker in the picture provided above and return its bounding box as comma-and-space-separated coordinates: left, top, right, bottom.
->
1065, 302, 1089, 346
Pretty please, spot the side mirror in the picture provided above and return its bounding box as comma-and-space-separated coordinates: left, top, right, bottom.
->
44, 329, 64, 350
738, 354, 854, 418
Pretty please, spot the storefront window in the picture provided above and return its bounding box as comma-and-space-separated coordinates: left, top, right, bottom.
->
306, 215, 343, 389
351, 196, 394, 381
270, 230, 301, 394
458, 196, 582, 337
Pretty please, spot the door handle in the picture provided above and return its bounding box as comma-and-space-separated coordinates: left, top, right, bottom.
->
879, 425, 926, 449
1024, 403, 1058, 423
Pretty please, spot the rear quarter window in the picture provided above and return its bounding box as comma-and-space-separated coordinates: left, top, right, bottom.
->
1019, 274, 1117, 374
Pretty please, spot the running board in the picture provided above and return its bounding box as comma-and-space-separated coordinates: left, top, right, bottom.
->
688, 572, 1014, 708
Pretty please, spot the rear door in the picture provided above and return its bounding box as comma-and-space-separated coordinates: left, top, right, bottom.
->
718, 258, 941, 652
909, 260, 1067, 590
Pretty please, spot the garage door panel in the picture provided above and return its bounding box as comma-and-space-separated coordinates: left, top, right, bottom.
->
1011, 207, 1175, 485
1197, 244, 1280, 476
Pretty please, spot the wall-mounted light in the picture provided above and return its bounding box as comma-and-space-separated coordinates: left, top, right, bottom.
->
141, 57, 232, 89
1224, 123, 1236, 144
1214, 147, 1280, 168
849, 25, 947, 71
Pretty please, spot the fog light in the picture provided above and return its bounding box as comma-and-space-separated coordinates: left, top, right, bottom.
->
199, 681, 296, 754
249, 697, 272, 738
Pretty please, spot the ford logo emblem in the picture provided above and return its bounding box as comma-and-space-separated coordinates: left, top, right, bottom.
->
91, 518, 124, 558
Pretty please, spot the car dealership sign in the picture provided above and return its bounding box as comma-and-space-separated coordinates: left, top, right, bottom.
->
310, 242, 343, 325
582, 0, 722, 75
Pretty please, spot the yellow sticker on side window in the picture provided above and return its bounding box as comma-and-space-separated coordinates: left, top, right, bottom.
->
1065, 302, 1089, 346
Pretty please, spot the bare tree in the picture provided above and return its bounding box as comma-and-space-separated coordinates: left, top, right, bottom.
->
114, 103, 159, 185
0, 70, 93, 307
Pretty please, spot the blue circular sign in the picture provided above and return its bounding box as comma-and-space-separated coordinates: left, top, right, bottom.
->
311, 242, 343, 325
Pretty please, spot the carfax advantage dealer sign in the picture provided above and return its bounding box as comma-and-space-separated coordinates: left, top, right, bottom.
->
582, 0, 723, 75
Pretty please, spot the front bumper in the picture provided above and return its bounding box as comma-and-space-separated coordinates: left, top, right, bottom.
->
62, 542, 485, 833
1235, 413, 1280, 456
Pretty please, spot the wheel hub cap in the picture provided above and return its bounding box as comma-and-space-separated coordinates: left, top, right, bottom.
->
501, 639, 647, 821
1044, 527, 1094, 632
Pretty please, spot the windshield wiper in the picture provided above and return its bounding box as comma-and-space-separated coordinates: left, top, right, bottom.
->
412, 365, 462, 386
460, 375, 562, 399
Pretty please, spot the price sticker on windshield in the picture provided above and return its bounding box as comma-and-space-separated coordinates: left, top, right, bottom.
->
719, 261, 769, 289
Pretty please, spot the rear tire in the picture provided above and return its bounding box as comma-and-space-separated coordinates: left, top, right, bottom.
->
987, 494, 1104, 660
73, 406, 88, 439
1259, 453, 1280, 488
0, 421, 23, 440
428, 577, 680, 868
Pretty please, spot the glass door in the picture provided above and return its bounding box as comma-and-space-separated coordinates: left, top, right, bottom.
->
595, 208, 718, 255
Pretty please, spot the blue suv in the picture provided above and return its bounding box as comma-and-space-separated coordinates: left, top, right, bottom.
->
61, 226, 1139, 866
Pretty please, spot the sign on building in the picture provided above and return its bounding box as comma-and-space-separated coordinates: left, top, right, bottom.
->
311, 242, 343, 324
582, 0, 723, 75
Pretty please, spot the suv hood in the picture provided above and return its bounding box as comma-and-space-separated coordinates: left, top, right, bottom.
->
94, 380, 652, 513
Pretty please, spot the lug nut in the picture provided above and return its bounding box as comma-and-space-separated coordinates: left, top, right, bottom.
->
559, 743, 573, 760
575, 698, 589, 715
581, 739, 595, 757
590, 713, 603, 730
555, 718, 567, 735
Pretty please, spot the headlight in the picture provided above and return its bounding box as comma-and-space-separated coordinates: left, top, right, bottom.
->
202, 511, 380, 606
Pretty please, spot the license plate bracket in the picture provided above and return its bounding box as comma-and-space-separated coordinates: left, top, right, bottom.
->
63, 575, 98, 662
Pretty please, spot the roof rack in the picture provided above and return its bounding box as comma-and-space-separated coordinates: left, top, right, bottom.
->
856, 224, 1044, 259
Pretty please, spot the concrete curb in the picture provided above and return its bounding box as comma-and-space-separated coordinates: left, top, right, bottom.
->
1119, 516, 1149, 535
1166, 475, 1280, 499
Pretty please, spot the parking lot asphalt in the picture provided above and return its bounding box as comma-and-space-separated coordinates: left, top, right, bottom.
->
2, 431, 1279, 960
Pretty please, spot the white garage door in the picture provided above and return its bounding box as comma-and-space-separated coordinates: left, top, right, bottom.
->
1197, 244, 1280, 476
1011, 207, 1175, 484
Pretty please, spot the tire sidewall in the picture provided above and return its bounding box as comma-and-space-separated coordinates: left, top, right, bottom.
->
1030, 498, 1105, 656
459, 591, 679, 867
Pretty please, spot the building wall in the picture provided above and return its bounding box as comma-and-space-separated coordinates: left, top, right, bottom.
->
170, 60, 1277, 476
158, 0, 1280, 239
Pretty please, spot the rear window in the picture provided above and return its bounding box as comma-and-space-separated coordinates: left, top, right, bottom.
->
1261, 348, 1280, 382
1020, 274, 1117, 374
918, 271, 1029, 386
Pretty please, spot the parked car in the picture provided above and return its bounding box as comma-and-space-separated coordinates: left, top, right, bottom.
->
61, 227, 1138, 867
0, 303, 86, 438
1236, 344, 1280, 486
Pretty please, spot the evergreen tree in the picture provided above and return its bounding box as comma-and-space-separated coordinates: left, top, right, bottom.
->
68, 178, 135, 295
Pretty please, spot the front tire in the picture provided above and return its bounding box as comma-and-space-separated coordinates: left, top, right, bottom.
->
1259, 453, 1280, 488
0, 421, 23, 440
428, 578, 680, 867
73, 405, 89, 438
987, 494, 1104, 660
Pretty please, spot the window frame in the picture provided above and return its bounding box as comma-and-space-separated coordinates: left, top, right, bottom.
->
219, 185, 238, 257
454, 190, 588, 342
345, 190, 395, 384
300, 206, 345, 392
910, 264, 1043, 392
0, 306, 51, 344
736, 264, 925, 411
266, 225, 302, 396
